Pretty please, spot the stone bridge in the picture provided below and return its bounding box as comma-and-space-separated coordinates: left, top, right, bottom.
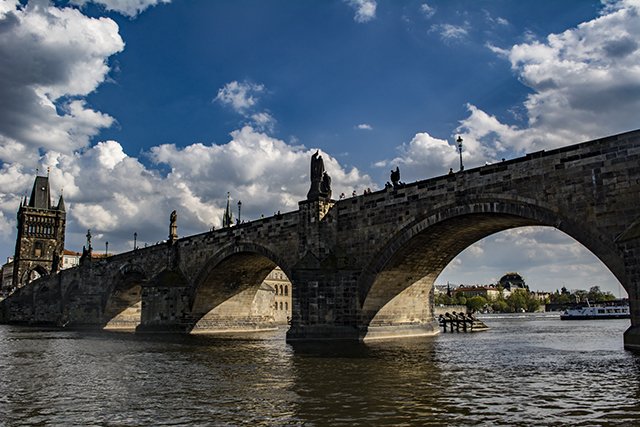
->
2, 129, 640, 350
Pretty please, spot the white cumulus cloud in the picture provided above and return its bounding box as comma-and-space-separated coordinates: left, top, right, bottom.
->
0, 126, 373, 257
70, 0, 171, 17
0, 1, 124, 160
375, 132, 461, 182
459, 0, 640, 158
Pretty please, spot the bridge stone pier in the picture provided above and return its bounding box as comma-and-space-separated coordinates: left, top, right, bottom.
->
2, 129, 640, 349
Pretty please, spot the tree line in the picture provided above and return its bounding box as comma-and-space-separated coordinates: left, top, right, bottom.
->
435, 285, 617, 313
547, 285, 617, 305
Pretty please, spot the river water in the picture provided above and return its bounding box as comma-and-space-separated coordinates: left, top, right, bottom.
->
1, 314, 639, 426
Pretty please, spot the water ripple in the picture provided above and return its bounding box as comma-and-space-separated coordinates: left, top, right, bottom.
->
0, 317, 639, 425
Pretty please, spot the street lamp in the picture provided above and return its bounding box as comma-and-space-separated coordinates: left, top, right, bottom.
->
133, 232, 137, 250
237, 200, 242, 223
457, 135, 464, 171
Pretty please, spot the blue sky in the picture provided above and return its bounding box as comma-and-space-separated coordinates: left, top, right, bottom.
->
1, 0, 638, 296
86, 0, 599, 176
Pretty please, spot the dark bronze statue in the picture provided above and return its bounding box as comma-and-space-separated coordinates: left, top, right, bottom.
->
169, 210, 178, 242
390, 166, 404, 189
321, 172, 332, 199
311, 150, 324, 181
307, 150, 332, 200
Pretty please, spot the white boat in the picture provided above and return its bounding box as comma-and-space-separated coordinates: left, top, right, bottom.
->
560, 303, 630, 320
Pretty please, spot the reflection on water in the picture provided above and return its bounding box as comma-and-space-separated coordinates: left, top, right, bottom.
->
1, 314, 639, 426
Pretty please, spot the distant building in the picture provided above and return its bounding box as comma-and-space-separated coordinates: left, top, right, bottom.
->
12, 174, 66, 290
498, 272, 528, 292
61, 249, 81, 269
1, 258, 14, 297
532, 291, 551, 302
434, 283, 451, 295
262, 266, 291, 324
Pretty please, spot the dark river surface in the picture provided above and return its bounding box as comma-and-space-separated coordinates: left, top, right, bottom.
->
1, 314, 639, 426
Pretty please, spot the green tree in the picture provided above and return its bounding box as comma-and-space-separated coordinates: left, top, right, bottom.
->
435, 293, 452, 305
507, 290, 528, 312
550, 291, 571, 304
587, 286, 603, 302
574, 289, 588, 303
466, 296, 488, 312
600, 291, 617, 302
492, 299, 509, 313
587, 286, 617, 302
526, 296, 541, 312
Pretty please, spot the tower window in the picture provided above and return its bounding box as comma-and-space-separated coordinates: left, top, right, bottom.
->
34, 241, 43, 258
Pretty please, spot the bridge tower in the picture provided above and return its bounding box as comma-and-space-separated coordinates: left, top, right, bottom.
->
12, 174, 66, 290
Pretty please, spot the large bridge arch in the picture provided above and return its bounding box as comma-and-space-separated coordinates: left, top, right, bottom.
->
358, 197, 627, 328
188, 242, 292, 333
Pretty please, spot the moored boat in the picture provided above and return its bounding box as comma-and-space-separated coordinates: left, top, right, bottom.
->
560, 303, 630, 320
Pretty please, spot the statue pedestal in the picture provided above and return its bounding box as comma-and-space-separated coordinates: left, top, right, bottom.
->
298, 198, 334, 223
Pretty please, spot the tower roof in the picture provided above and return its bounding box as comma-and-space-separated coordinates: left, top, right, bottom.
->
28, 176, 51, 209
56, 194, 65, 212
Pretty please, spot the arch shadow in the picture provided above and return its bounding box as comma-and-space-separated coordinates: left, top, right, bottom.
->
188, 242, 292, 333
102, 263, 148, 330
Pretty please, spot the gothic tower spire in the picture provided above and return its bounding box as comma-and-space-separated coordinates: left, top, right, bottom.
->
12, 174, 66, 290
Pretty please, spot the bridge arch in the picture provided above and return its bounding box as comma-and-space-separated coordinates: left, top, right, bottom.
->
189, 242, 292, 333
102, 263, 148, 330
23, 265, 48, 284
358, 196, 626, 326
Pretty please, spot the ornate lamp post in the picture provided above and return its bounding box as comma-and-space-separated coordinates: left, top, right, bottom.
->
133, 232, 137, 250
457, 135, 464, 171
237, 200, 242, 223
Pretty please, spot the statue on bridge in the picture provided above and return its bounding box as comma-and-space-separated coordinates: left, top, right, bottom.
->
307, 150, 332, 200
80, 229, 92, 264
390, 166, 404, 189
169, 210, 178, 243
